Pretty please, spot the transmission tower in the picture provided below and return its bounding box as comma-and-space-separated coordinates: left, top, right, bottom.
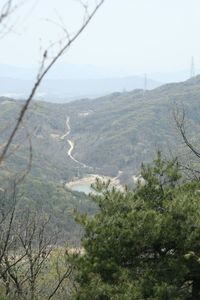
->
190, 56, 195, 78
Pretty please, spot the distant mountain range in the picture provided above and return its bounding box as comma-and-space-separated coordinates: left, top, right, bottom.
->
0, 63, 161, 101
1, 63, 198, 102
0, 75, 161, 102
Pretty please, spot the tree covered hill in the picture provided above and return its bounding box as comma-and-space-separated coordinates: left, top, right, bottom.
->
67, 75, 200, 181
1, 75, 200, 185
0, 75, 200, 243
0, 99, 95, 244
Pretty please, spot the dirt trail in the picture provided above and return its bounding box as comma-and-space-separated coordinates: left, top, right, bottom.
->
61, 117, 90, 168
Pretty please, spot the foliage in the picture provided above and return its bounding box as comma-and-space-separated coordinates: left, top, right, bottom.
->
74, 153, 200, 299
2, 76, 200, 184
68, 76, 200, 179
0, 173, 96, 244
0, 246, 76, 300
0, 184, 78, 300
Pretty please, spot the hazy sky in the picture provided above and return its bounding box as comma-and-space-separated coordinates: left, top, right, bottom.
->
1, 0, 200, 74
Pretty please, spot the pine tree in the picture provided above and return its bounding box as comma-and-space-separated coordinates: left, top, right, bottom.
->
73, 153, 200, 299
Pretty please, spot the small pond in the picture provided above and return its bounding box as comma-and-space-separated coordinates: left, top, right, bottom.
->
70, 184, 93, 195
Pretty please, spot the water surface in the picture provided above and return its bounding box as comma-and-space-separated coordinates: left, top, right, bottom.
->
70, 184, 93, 195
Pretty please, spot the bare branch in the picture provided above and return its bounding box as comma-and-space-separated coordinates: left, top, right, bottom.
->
173, 105, 200, 160
0, 182, 17, 261
0, 0, 12, 24
0, 0, 24, 38
47, 266, 73, 300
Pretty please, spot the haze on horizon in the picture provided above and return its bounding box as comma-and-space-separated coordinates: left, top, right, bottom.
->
1, 0, 200, 77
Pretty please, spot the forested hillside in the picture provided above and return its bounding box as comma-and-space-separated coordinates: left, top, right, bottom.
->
0, 99, 95, 243
1, 76, 200, 186
67, 76, 200, 180
1, 76, 200, 235
1, 68, 200, 300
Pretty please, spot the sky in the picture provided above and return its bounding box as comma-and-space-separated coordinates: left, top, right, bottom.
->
1, 0, 200, 75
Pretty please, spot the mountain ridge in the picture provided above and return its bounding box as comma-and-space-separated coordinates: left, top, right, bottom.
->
1, 75, 200, 185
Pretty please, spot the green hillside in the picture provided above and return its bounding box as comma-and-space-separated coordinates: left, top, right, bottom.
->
0, 76, 200, 241
0, 171, 96, 244
0, 99, 94, 244
67, 76, 200, 181
1, 76, 200, 185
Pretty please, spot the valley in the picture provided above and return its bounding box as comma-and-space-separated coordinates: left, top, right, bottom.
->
61, 116, 123, 192
1, 76, 200, 188
1, 76, 200, 241
62, 116, 91, 169
1, 1, 199, 298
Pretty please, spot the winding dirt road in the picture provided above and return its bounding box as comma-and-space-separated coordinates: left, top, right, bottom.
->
61, 117, 90, 168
